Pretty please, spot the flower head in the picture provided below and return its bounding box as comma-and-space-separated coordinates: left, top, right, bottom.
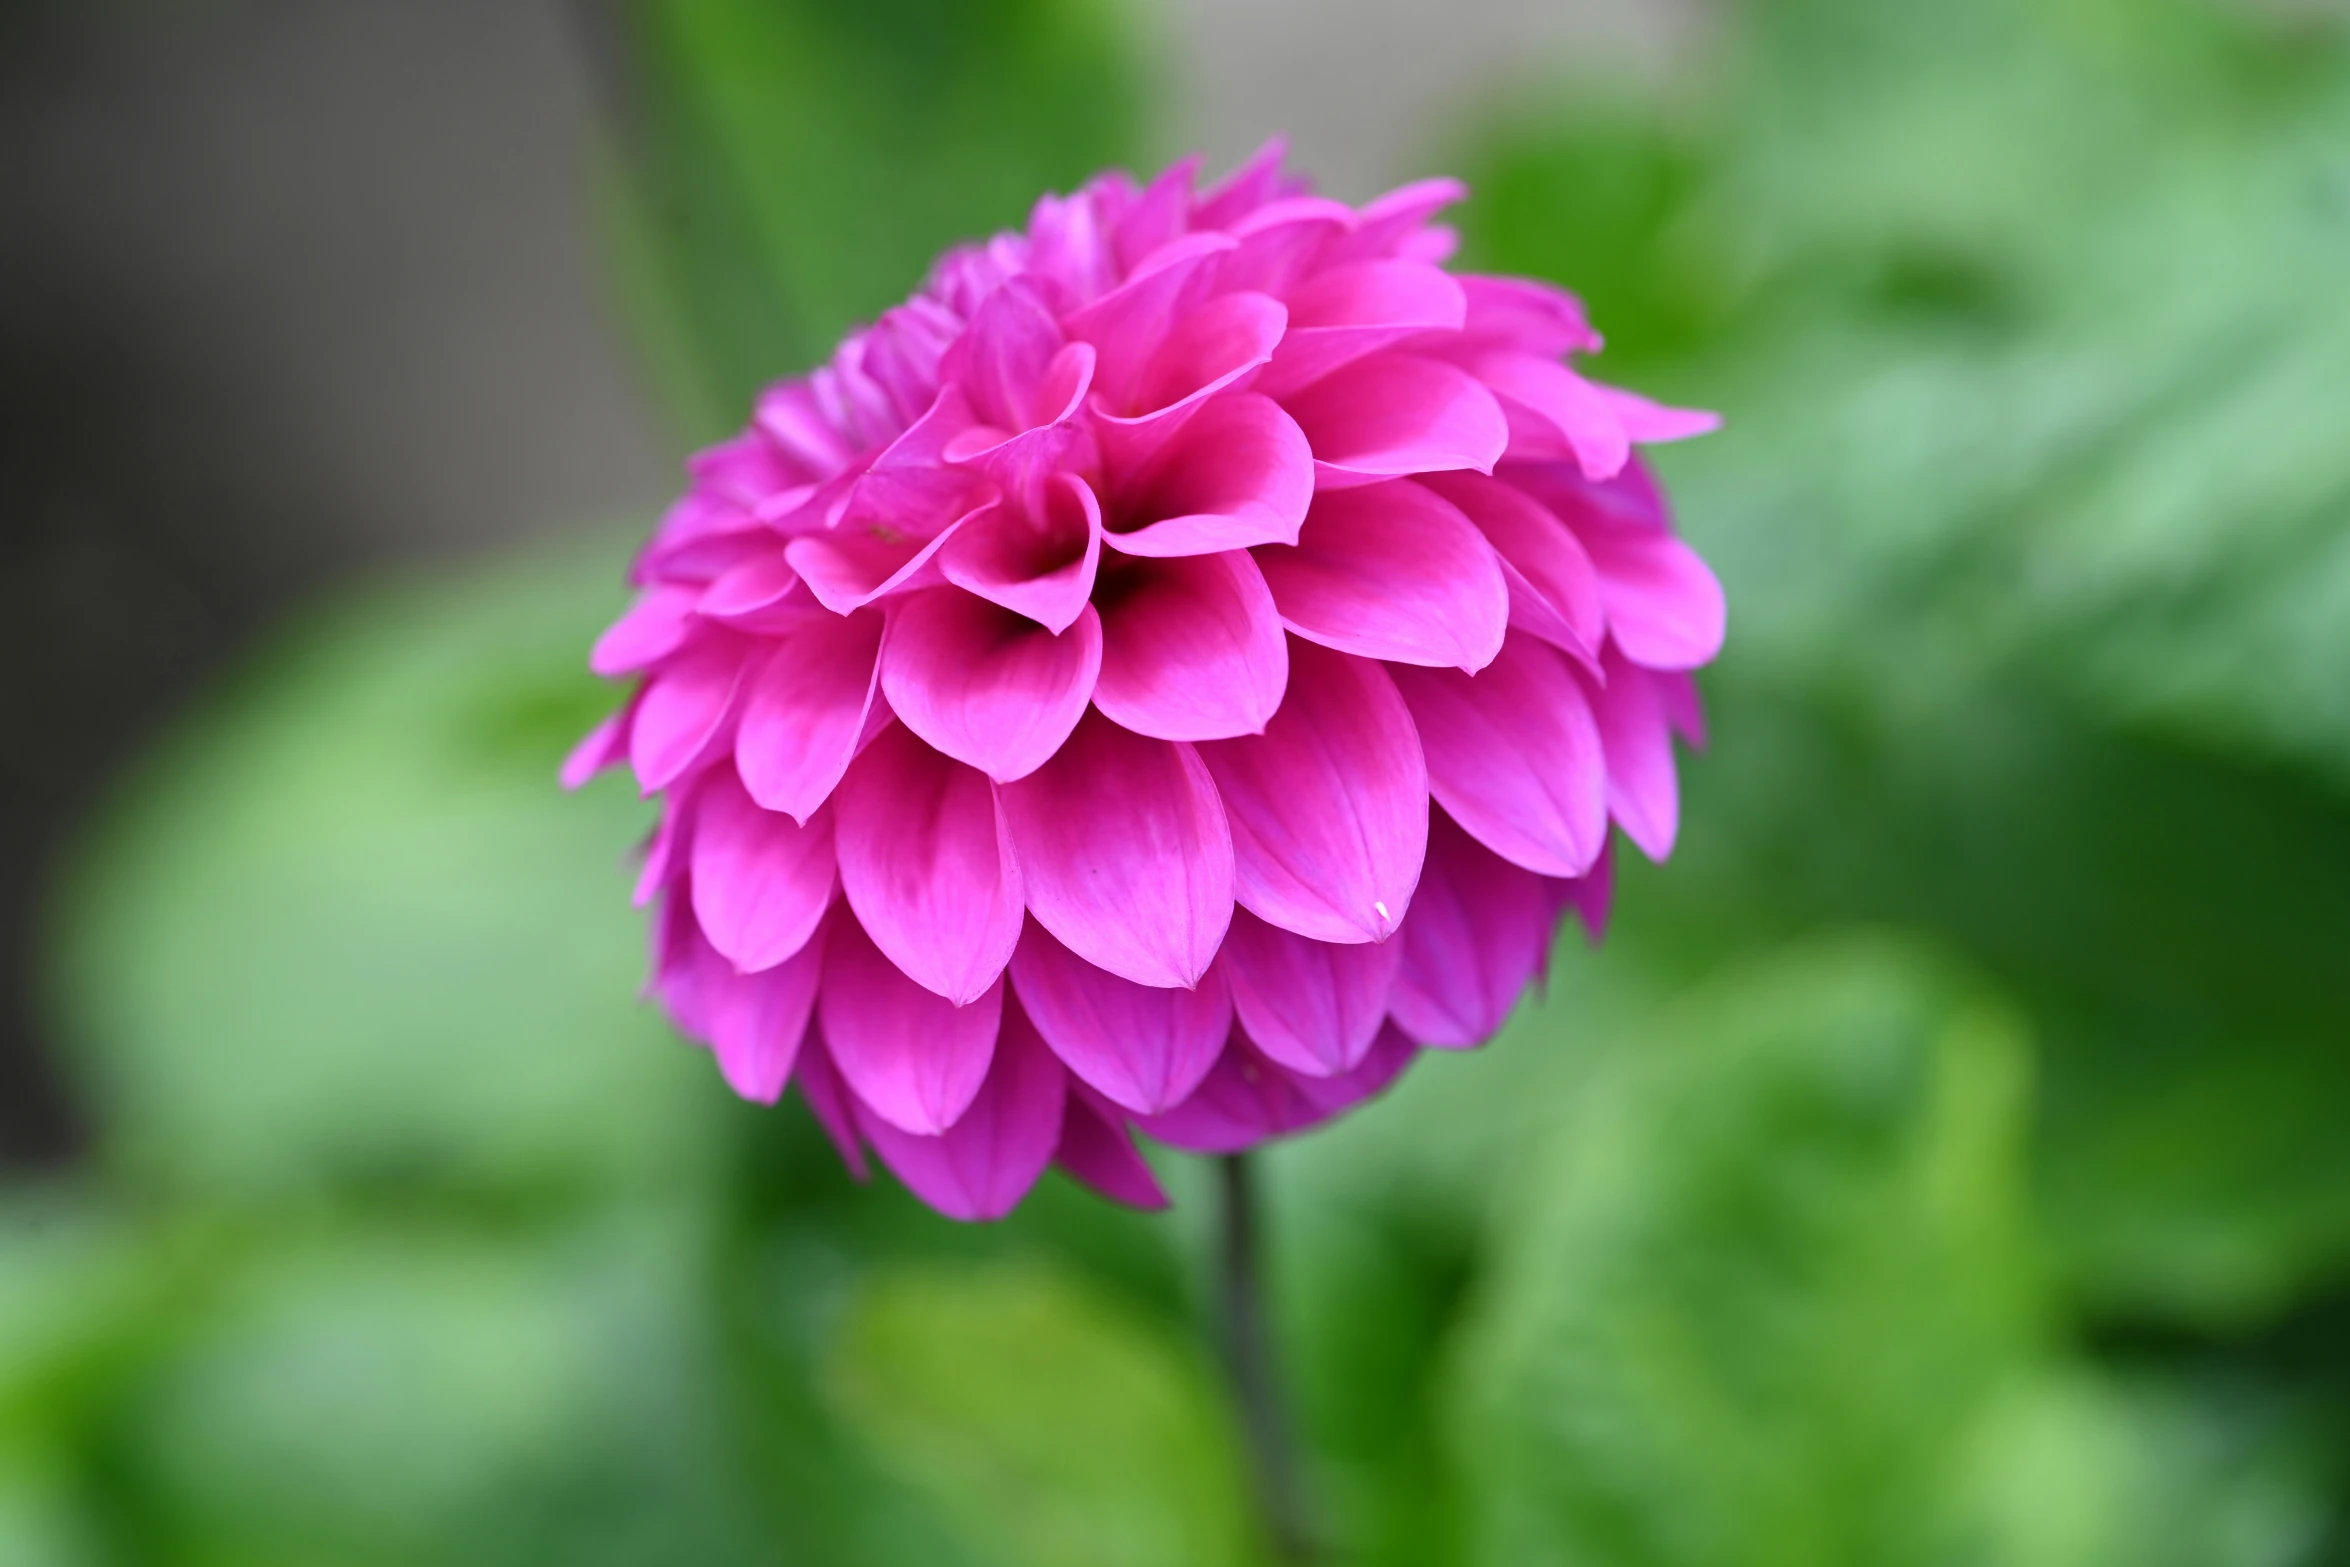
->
570, 144, 1723, 1219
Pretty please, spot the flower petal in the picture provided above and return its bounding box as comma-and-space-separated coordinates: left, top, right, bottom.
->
938, 474, 1102, 636
1580, 518, 1726, 672
1254, 479, 1508, 672
708, 920, 827, 1103
1054, 1083, 1169, 1208
1282, 353, 1507, 487
793, 1030, 870, 1179
818, 916, 1001, 1136
1601, 382, 1721, 443
689, 769, 838, 972
1221, 909, 1402, 1076
1135, 1024, 1416, 1153
1390, 635, 1606, 877
999, 711, 1234, 988
854, 997, 1067, 1221
1257, 260, 1465, 397
835, 724, 1023, 1005
735, 609, 886, 823
1196, 640, 1426, 943
592, 585, 700, 676
1388, 811, 1554, 1047
1092, 551, 1289, 742
1102, 393, 1313, 557
630, 638, 747, 793
1592, 649, 1683, 862
785, 521, 959, 615
1455, 274, 1600, 356
1415, 471, 1605, 671
561, 699, 633, 790
880, 589, 1102, 783
1460, 349, 1629, 480
1009, 921, 1232, 1113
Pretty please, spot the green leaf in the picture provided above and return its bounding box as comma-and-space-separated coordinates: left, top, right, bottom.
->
44, 539, 721, 1208
825, 1264, 1263, 1567
1445, 937, 2043, 1567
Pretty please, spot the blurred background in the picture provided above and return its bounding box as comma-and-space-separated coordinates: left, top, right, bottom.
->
3, 0, 2347, 1562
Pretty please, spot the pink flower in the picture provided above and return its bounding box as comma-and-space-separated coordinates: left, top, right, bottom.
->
569, 144, 1722, 1220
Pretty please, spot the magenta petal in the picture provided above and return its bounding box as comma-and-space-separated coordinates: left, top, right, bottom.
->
708, 923, 826, 1103
1456, 274, 1600, 356
1391, 635, 1607, 878
696, 551, 805, 630
689, 769, 838, 972
592, 585, 700, 676
1330, 177, 1469, 263
1009, 922, 1232, 1113
1134, 290, 1286, 416
794, 1031, 870, 1180
1578, 515, 1727, 672
1112, 154, 1201, 273
1192, 136, 1290, 230
735, 609, 886, 823
1054, 1082, 1169, 1208
1215, 196, 1356, 296
999, 711, 1234, 989
1221, 909, 1402, 1076
938, 475, 1103, 635
880, 589, 1102, 783
1103, 393, 1312, 558
1136, 1025, 1415, 1153
785, 522, 958, 615
1602, 383, 1721, 443
939, 277, 1068, 432
1196, 640, 1426, 943
1468, 350, 1630, 480
1561, 840, 1614, 945
1254, 479, 1508, 672
1092, 551, 1289, 742
1258, 260, 1465, 397
1065, 234, 1235, 407
1660, 667, 1708, 747
561, 699, 632, 790
819, 916, 1002, 1136
1593, 650, 1683, 862
630, 639, 747, 794
835, 725, 1023, 1005
855, 998, 1067, 1221
1283, 353, 1507, 486
1416, 471, 1605, 671
1389, 811, 1554, 1047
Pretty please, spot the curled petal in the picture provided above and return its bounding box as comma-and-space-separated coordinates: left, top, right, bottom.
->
1064, 234, 1236, 408
735, 609, 886, 822
1592, 649, 1684, 862
689, 769, 838, 972
819, 916, 1002, 1136
1090, 291, 1287, 473
880, 590, 1101, 783
1103, 393, 1313, 557
1602, 383, 1721, 443
1010, 922, 1232, 1113
1215, 195, 1355, 296
999, 711, 1233, 989
593, 585, 700, 676
1389, 811, 1555, 1048
938, 474, 1102, 635
855, 998, 1067, 1221
1054, 1083, 1168, 1208
1254, 479, 1508, 671
786, 521, 959, 615
1258, 260, 1465, 397
697, 551, 808, 632
1391, 636, 1606, 877
1092, 551, 1289, 742
1460, 349, 1629, 481
1221, 909, 1402, 1076
1416, 471, 1605, 671
938, 277, 1071, 433
1197, 640, 1426, 943
630, 638, 748, 794
1282, 353, 1507, 487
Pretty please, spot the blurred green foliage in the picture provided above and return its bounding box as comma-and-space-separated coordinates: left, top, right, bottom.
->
9, 0, 2350, 1561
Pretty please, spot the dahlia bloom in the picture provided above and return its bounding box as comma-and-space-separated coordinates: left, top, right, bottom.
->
568, 144, 1722, 1220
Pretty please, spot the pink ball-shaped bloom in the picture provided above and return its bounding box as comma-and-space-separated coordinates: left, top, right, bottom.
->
568, 145, 1723, 1220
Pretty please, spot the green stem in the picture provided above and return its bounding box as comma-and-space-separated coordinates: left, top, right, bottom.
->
1216, 1152, 1313, 1562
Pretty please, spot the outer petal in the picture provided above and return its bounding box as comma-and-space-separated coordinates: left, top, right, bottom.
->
1221, 909, 1402, 1076
630, 638, 747, 793
819, 916, 1002, 1136
1254, 479, 1508, 671
1580, 518, 1726, 671
1390, 636, 1607, 878
1196, 640, 1426, 943
1102, 393, 1313, 558
1462, 349, 1629, 480
1592, 650, 1683, 862
855, 998, 1067, 1221
785, 518, 961, 615
1092, 551, 1289, 742
1282, 353, 1507, 487
1601, 383, 1721, 443
999, 711, 1234, 988
937, 474, 1102, 636
1010, 921, 1232, 1113
1136, 1024, 1416, 1153
793, 1030, 870, 1179
707, 921, 827, 1103
735, 609, 886, 823
1257, 260, 1465, 397
1455, 274, 1600, 357
1053, 1083, 1169, 1209
1415, 471, 1605, 671
697, 550, 806, 631
592, 585, 700, 676
561, 698, 633, 790
879, 590, 1102, 783
689, 769, 838, 972
835, 724, 1023, 1005
1388, 811, 1555, 1048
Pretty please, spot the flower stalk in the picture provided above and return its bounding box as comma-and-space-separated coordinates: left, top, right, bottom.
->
1216, 1152, 1313, 1562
